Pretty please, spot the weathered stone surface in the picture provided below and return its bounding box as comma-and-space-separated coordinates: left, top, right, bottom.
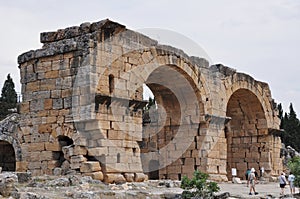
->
80, 161, 101, 173
83, 171, 104, 181
0, 173, 18, 197
16, 172, 32, 183
104, 173, 126, 184
232, 177, 242, 184
134, 173, 147, 182
46, 177, 70, 187
70, 155, 87, 169
53, 167, 62, 176
124, 173, 134, 182
13, 19, 283, 184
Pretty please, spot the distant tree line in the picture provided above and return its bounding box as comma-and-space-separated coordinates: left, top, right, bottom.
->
277, 103, 300, 152
0, 74, 18, 120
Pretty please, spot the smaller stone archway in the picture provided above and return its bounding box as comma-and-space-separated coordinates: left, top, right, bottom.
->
0, 140, 16, 171
0, 114, 22, 172
226, 88, 269, 179
139, 62, 205, 180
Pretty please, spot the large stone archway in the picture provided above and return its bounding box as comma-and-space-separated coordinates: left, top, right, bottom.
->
17, 19, 282, 182
141, 64, 204, 180
91, 46, 208, 180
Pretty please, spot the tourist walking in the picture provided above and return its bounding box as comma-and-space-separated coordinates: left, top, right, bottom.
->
279, 172, 288, 195
248, 168, 258, 195
288, 172, 296, 194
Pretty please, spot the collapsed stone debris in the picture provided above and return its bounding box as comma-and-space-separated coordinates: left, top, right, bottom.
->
0, 19, 283, 184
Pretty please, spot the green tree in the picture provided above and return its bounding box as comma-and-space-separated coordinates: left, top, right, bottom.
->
288, 156, 300, 187
145, 97, 156, 111
181, 170, 220, 199
0, 74, 18, 120
277, 103, 284, 129
142, 97, 156, 124
279, 103, 300, 151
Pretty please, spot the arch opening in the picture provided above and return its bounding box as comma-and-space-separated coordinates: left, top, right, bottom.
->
109, 74, 114, 94
57, 135, 74, 167
0, 140, 16, 171
226, 89, 267, 180
140, 64, 204, 180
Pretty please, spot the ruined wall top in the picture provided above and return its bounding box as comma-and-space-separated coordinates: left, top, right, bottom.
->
17, 19, 210, 69
40, 19, 125, 44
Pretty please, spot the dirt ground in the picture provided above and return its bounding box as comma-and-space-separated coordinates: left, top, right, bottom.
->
2, 173, 300, 199
218, 181, 299, 198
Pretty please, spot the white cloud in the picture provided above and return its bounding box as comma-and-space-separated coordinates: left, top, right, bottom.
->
0, 0, 299, 113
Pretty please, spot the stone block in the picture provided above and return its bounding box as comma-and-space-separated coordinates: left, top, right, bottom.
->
30, 99, 45, 111
28, 143, 45, 152
40, 79, 56, 90
16, 161, 28, 172
124, 173, 134, 182
88, 147, 108, 156
46, 116, 57, 124
26, 82, 40, 92
70, 155, 87, 169
53, 98, 63, 109
232, 177, 242, 184
40, 151, 55, 161
45, 142, 61, 151
45, 70, 59, 79
38, 124, 52, 133
74, 146, 87, 155
83, 171, 104, 181
44, 99, 53, 110
184, 157, 195, 165
101, 163, 123, 173
62, 146, 74, 160
16, 172, 32, 183
182, 165, 194, 174
20, 102, 30, 113
53, 167, 63, 176
51, 90, 61, 98
80, 161, 101, 173
28, 161, 41, 170
29, 152, 41, 162
48, 160, 60, 169
104, 173, 126, 184
108, 130, 125, 140
61, 160, 71, 172
167, 165, 181, 174
63, 97, 71, 108
134, 173, 147, 182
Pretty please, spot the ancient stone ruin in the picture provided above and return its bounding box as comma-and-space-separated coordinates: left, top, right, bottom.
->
1, 19, 283, 183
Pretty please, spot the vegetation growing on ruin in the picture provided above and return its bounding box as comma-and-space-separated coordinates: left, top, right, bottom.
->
288, 156, 300, 187
181, 170, 220, 199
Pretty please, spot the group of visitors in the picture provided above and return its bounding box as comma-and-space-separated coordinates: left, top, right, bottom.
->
245, 168, 296, 195
278, 171, 296, 195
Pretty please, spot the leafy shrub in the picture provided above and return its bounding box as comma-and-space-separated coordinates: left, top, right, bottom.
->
288, 156, 300, 187
181, 170, 220, 199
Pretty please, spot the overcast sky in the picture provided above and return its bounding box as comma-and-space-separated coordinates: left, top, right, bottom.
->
0, 0, 299, 113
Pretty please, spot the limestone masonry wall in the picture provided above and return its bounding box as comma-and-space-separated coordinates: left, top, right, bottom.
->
9, 19, 283, 183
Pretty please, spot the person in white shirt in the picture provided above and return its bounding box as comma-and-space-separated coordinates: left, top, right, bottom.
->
248, 168, 258, 195
288, 172, 296, 194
